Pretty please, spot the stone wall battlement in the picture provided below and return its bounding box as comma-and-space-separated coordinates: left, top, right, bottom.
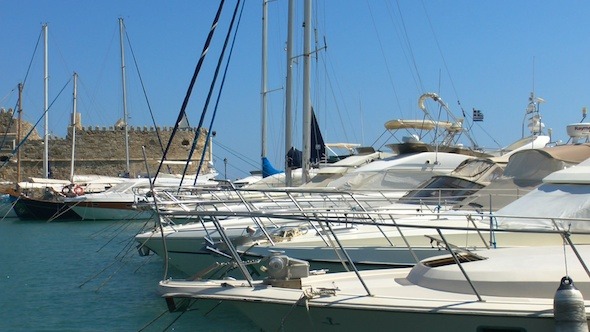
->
77, 126, 196, 133
0, 110, 209, 182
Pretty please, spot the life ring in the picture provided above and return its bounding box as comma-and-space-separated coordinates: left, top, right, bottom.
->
73, 185, 85, 196
61, 186, 72, 196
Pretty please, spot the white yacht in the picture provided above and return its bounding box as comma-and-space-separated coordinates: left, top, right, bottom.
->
159, 240, 590, 332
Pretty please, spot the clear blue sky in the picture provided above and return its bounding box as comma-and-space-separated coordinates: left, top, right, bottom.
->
1, 1, 589, 180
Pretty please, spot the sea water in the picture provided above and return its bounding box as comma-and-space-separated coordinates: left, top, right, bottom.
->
0, 218, 259, 331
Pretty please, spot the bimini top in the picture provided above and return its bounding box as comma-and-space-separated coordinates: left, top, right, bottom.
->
384, 119, 459, 132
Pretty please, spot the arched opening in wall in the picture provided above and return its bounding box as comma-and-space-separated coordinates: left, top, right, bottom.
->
181, 139, 190, 146
149, 139, 156, 146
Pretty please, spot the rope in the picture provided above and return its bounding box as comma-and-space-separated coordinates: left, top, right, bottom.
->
161, 299, 195, 331
278, 292, 314, 332
78, 220, 145, 289
136, 308, 169, 332
0, 195, 21, 221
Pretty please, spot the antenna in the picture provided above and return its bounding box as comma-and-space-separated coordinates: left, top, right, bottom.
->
532, 56, 536, 96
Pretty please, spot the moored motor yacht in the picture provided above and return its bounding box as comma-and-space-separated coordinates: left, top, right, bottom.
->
159, 241, 590, 332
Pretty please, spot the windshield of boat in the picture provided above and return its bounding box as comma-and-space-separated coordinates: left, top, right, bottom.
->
452, 159, 497, 178
398, 176, 485, 205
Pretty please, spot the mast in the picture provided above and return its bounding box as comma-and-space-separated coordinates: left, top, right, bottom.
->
119, 18, 130, 177
43, 23, 49, 178
16, 83, 23, 184
69, 72, 78, 183
260, 0, 268, 171
284, 0, 295, 186
301, 0, 312, 183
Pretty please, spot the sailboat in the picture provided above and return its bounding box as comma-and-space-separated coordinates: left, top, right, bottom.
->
10, 22, 133, 221
10, 71, 123, 221
10, 25, 83, 221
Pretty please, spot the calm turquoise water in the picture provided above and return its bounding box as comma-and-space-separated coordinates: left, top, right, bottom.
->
0, 218, 259, 332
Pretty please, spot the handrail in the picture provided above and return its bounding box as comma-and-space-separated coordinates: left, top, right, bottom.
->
208, 214, 253, 286
552, 219, 590, 279
435, 228, 483, 301
156, 207, 590, 303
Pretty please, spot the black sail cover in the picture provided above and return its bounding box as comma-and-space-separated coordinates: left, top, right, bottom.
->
287, 108, 325, 168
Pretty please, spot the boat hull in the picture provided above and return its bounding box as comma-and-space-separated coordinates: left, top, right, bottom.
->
70, 202, 153, 220
159, 265, 576, 332
12, 196, 81, 221
136, 215, 590, 277
0, 194, 17, 218
230, 299, 558, 332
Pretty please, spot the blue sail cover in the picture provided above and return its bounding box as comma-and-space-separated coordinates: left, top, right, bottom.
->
262, 157, 283, 178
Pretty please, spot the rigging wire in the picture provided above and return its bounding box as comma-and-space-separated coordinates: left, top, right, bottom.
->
367, 1, 405, 116
213, 139, 259, 169
419, 1, 503, 150
180, 0, 242, 185
0, 85, 17, 106
0, 29, 44, 159
84, 24, 118, 126
123, 24, 170, 167
194, 1, 245, 184
320, 51, 355, 144
370, 128, 394, 151
419, 0, 460, 107
22, 28, 43, 87
390, 1, 426, 93
153, 0, 227, 181
0, 77, 72, 170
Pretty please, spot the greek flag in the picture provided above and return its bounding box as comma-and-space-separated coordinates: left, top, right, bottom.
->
473, 109, 484, 122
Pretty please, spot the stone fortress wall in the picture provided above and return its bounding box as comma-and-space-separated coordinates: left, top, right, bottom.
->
0, 108, 210, 182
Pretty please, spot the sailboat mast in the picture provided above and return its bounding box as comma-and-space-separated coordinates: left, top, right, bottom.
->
284, 0, 295, 186
301, 0, 312, 183
69, 72, 78, 183
119, 18, 130, 176
17, 83, 23, 184
43, 23, 49, 179
260, 0, 268, 171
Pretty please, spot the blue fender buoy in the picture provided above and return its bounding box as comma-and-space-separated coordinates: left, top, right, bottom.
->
554, 276, 588, 332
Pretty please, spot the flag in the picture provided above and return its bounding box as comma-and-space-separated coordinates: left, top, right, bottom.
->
473, 108, 484, 122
